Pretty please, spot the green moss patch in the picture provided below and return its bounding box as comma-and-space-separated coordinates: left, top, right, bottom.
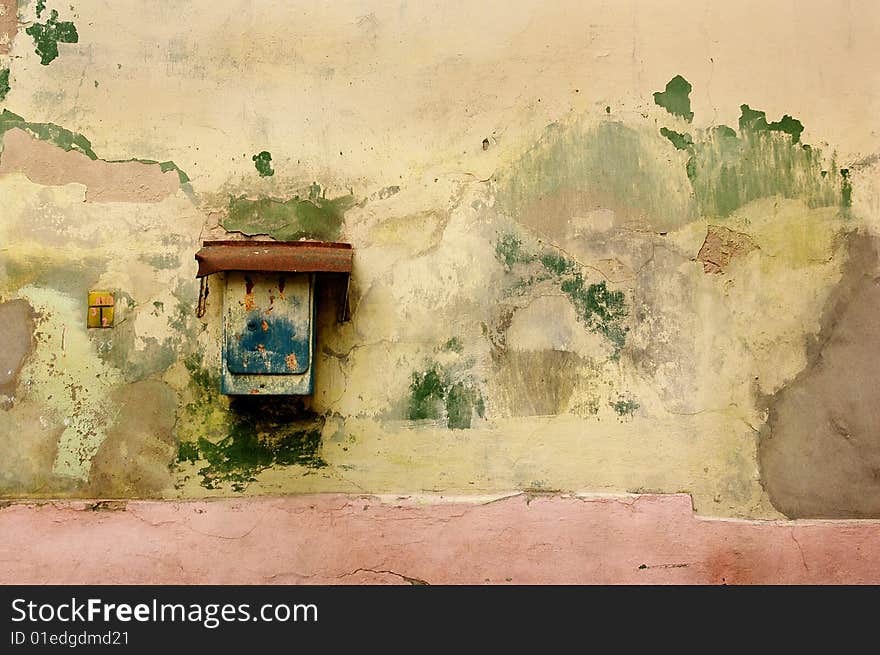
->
176, 356, 327, 492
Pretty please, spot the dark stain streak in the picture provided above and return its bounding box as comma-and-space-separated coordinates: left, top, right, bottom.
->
760, 231, 880, 518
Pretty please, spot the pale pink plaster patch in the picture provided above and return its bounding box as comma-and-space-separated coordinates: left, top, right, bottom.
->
0, 0, 15, 55
2, 493, 880, 584
0, 128, 181, 202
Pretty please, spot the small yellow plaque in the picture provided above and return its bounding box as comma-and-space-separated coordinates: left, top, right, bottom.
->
87, 291, 115, 328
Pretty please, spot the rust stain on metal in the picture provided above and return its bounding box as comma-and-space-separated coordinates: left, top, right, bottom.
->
195, 241, 353, 278
261, 320, 269, 331
285, 352, 299, 371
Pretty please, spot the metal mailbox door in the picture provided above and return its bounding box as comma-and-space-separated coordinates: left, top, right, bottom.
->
221, 272, 315, 395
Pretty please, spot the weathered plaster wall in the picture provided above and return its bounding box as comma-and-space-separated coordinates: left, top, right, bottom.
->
1, 0, 879, 528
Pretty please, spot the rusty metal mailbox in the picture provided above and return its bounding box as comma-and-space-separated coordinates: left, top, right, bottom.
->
195, 240, 352, 396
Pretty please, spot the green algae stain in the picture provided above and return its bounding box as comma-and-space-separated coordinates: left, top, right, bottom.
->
252, 150, 274, 177
659, 127, 693, 151
406, 353, 485, 430
0, 69, 9, 103
408, 365, 448, 420
446, 381, 485, 430
187, 424, 326, 493
176, 356, 327, 492
25, 9, 79, 66
223, 189, 355, 241
36, 0, 46, 18
653, 75, 694, 122
177, 440, 200, 463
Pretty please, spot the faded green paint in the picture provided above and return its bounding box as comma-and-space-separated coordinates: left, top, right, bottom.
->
497, 120, 696, 233
92, 282, 197, 384
445, 381, 485, 430
653, 75, 694, 122
659, 127, 693, 151
140, 252, 181, 270
0, 69, 9, 103
651, 81, 844, 217
0, 110, 190, 184
25, 9, 79, 65
687, 122, 840, 217
738, 104, 804, 143
222, 190, 356, 241
653, 81, 839, 217
0, 109, 97, 158
252, 150, 274, 177
36, 0, 46, 18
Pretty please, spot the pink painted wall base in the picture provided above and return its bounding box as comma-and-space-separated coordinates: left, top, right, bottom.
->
2, 494, 879, 584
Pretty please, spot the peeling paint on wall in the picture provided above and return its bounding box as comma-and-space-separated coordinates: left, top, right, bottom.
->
24, 7, 78, 65
0, 128, 182, 201
0, 1, 878, 529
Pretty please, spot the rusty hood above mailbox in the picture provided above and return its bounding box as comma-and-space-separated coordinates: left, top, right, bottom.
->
194, 240, 353, 396
195, 240, 353, 277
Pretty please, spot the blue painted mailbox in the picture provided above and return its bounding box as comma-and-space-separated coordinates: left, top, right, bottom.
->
195, 241, 353, 395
